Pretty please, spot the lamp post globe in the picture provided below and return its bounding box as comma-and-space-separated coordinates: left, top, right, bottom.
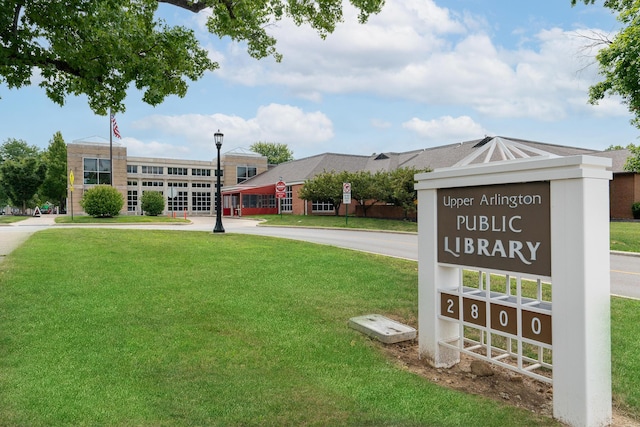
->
213, 130, 225, 233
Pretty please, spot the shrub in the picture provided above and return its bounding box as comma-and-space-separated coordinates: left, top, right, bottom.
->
141, 191, 165, 216
632, 202, 640, 219
80, 185, 124, 217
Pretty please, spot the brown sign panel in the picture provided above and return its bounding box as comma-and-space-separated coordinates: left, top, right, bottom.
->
490, 303, 518, 336
440, 292, 460, 320
438, 182, 551, 276
522, 310, 552, 345
462, 297, 486, 327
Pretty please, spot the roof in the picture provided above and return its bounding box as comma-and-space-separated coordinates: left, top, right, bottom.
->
241, 136, 618, 186
241, 152, 373, 186
71, 135, 123, 146
589, 148, 630, 173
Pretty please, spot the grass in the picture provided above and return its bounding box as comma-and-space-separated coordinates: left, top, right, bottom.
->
610, 221, 640, 252
0, 215, 27, 224
254, 216, 640, 253
55, 215, 189, 224
0, 228, 564, 426
45, 214, 640, 254
249, 214, 419, 232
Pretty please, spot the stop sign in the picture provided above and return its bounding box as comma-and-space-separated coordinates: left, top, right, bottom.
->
276, 180, 287, 198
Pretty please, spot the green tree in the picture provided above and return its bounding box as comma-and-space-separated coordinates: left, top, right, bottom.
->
250, 142, 294, 165
573, 0, 640, 128
40, 132, 68, 210
0, 139, 45, 213
1, 0, 384, 115
0, 138, 40, 162
80, 185, 124, 217
0, 157, 47, 214
141, 191, 165, 216
349, 170, 385, 217
624, 143, 640, 172
384, 167, 431, 219
298, 170, 348, 215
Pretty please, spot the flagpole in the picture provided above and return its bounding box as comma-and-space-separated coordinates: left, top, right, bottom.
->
109, 108, 113, 186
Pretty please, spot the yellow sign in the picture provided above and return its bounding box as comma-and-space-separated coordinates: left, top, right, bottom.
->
69, 170, 74, 192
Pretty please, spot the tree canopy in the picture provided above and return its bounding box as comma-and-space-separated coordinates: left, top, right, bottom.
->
624, 143, 640, 172
40, 132, 68, 209
572, 0, 640, 128
1, 0, 384, 115
0, 138, 46, 212
250, 142, 294, 165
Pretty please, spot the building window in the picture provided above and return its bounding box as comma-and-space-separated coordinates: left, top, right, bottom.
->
242, 194, 276, 209
280, 186, 293, 212
127, 190, 138, 212
142, 181, 164, 187
168, 182, 188, 211
127, 180, 137, 186
192, 168, 211, 176
191, 182, 211, 188
192, 191, 211, 212
312, 201, 334, 212
127, 165, 138, 173
141, 165, 163, 174
168, 167, 188, 175
83, 158, 111, 185
236, 166, 257, 183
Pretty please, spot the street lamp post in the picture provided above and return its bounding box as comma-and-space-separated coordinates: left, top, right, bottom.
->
213, 130, 225, 233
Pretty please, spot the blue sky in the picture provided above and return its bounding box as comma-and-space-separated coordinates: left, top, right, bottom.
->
1, 0, 636, 160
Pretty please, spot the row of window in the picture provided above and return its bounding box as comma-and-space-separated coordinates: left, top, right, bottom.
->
87, 158, 257, 185
127, 181, 212, 188
127, 190, 217, 212
127, 165, 204, 175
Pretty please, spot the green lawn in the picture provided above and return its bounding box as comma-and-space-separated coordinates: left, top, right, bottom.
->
610, 221, 640, 252
0, 215, 26, 224
249, 214, 419, 233
255, 216, 640, 253
55, 215, 189, 224
0, 229, 566, 426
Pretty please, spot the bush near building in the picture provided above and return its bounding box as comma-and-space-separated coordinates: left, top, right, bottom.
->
79, 185, 124, 217
632, 202, 640, 219
141, 191, 165, 216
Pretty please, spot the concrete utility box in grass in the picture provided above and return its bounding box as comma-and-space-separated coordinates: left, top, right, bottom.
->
348, 314, 416, 344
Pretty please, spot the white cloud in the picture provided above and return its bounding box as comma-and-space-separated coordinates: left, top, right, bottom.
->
402, 116, 487, 141
131, 104, 333, 156
123, 137, 192, 159
202, 0, 629, 122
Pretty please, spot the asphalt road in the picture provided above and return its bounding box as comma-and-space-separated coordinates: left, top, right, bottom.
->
2, 215, 639, 299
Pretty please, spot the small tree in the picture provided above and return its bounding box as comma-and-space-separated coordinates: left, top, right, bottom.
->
249, 142, 294, 165
632, 202, 640, 219
385, 167, 431, 219
298, 170, 347, 215
40, 131, 68, 210
349, 170, 385, 217
141, 191, 165, 216
80, 185, 124, 217
624, 144, 640, 173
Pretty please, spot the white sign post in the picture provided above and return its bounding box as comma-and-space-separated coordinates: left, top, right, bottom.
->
415, 156, 612, 427
343, 182, 351, 225
275, 180, 286, 218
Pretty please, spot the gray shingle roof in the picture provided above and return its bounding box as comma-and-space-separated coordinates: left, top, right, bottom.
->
239, 136, 630, 186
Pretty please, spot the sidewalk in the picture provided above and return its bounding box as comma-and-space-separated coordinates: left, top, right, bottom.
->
0, 215, 58, 263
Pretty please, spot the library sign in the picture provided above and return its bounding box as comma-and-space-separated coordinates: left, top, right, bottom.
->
438, 181, 551, 277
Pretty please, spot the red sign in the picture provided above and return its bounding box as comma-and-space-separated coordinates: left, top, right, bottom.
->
275, 180, 287, 198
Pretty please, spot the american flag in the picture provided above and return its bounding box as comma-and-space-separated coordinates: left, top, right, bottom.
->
111, 114, 122, 139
